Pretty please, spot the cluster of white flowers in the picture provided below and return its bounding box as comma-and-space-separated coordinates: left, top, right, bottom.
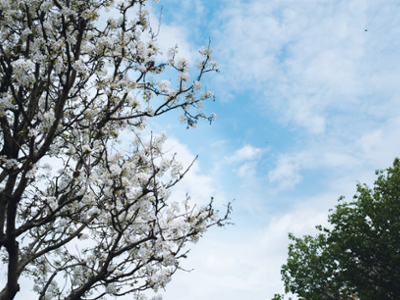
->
146, 106, 155, 116
0, 0, 228, 299
53, 57, 64, 73
21, 28, 32, 40
108, 17, 123, 30
176, 58, 188, 71
209, 61, 218, 68
0, 156, 19, 170
26, 164, 38, 179
72, 59, 88, 76
139, 65, 147, 73
177, 114, 186, 124
200, 91, 214, 99
167, 47, 177, 59
149, 269, 172, 292
82, 145, 92, 154
11, 59, 35, 86
200, 46, 213, 56
35, 110, 56, 133
177, 72, 190, 83
0, 94, 14, 117
97, 36, 114, 49
193, 81, 202, 90
158, 80, 171, 92
109, 164, 122, 176
106, 283, 118, 294
196, 61, 204, 70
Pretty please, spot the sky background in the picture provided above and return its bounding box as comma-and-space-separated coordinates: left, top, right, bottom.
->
141, 0, 400, 299
7, 0, 400, 299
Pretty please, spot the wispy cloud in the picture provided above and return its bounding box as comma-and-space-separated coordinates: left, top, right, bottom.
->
227, 145, 264, 162
160, 189, 347, 300
205, 0, 400, 194
130, 1, 400, 300
214, 0, 400, 134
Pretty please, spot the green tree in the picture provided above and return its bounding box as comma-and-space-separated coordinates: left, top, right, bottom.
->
279, 158, 400, 300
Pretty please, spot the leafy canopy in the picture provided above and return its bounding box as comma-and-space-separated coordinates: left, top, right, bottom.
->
276, 158, 400, 300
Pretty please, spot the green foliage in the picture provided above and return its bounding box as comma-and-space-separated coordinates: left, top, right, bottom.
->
271, 294, 290, 300
278, 158, 400, 300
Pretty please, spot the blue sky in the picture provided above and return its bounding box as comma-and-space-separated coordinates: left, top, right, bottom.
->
8, 0, 400, 299
140, 0, 400, 299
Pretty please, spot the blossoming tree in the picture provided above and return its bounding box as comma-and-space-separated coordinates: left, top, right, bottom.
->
0, 0, 231, 299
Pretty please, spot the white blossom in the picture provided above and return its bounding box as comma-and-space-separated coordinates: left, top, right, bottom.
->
176, 58, 188, 71
193, 81, 202, 90
167, 47, 176, 59
200, 46, 213, 56
197, 61, 204, 70
177, 72, 190, 83
72, 59, 88, 75
139, 65, 147, 73
0, 1, 229, 299
106, 283, 118, 294
110, 164, 122, 176
209, 61, 219, 68
12, 59, 35, 86
26, 164, 38, 179
178, 114, 186, 124
82, 145, 92, 153
0, 94, 14, 117
158, 80, 171, 92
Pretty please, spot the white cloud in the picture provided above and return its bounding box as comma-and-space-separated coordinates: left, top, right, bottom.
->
237, 161, 258, 178
21, 1, 400, 300
213, 0, 400, 135
205, 253, 236, 273
161, 137, 222, 206
227, 145, 263, 162
268, 154, 303, 192
148, 1, 400, 299
154, 21, 201, 66
161, 189, 345, 300
148, 4, 202, 67
266, 142, 362, 193
355, 118, 400, 166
